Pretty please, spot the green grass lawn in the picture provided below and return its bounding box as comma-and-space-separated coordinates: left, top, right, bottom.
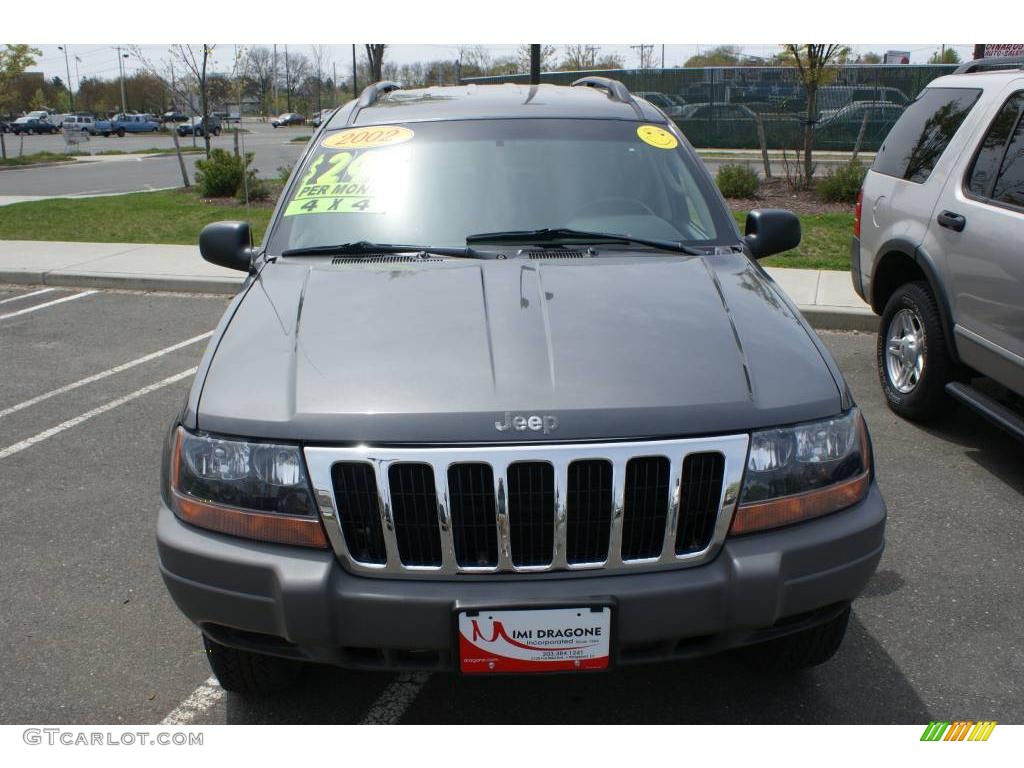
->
0, 189, 852, 270
0, 151, 75, 167
0, 189, 272, 245
733, 211, 853, 270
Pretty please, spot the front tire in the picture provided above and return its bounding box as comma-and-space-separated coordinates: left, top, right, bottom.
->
735, 606, 851, 672
877, 280, 953, 421
202, 634, 304, 694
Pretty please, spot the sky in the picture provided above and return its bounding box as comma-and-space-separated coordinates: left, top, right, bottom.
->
27, 43, 977, 86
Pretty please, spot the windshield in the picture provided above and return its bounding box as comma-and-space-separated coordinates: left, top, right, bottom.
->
267, 118, 732, 254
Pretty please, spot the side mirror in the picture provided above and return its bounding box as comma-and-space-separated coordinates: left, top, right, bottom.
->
199, 221, 254, 272
743, 209, 801, 260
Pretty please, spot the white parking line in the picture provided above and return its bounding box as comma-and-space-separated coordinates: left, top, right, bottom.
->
0, 288, 55, 306
360, 673, 431, 724
158, 670, 430, 725
160, 677, 224, 725
0, 367, 197, 460
0, 331, 213, 419
0, 290, 96, 320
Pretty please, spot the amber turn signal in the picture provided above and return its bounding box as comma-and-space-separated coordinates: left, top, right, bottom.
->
729, 470, 870, 536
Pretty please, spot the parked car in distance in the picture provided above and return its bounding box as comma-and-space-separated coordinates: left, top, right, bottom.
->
159, 78, 886, 694
853, 58, 1024, 440
818, 101, 905, 124
177, 115, 222, 137
634, 91, 685, 116
310, 108, 336, 127
94, 113, 161, 137
62, 114, 96, 134
163, 110, 189, 123
271, 112, 305, 127
0, 120, 10, 133
677, 103, 758, 121
10, 116, 59, 135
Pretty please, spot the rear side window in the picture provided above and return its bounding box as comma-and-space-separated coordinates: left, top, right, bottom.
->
967, 92, 1024, 201
872, 87, 981, 183
992, 97, 1024, 209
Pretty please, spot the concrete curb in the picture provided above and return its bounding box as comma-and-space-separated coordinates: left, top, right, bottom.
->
0, 160, 84, 171
799, 306, 878, 333
0, 270, 243, 295
0, 269, 877, 330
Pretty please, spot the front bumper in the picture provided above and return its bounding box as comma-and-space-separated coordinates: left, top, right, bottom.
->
157, 483, 886, 671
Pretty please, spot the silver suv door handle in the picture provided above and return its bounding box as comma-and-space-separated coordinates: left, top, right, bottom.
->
937, 210, 966, 232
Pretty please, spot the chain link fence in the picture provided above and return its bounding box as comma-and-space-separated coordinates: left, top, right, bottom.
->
463, 65, 958, 152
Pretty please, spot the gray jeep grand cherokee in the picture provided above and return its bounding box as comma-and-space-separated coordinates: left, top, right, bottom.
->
158, 78, 886, 692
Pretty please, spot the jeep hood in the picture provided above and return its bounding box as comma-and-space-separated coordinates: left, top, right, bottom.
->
196, 254, 844, 443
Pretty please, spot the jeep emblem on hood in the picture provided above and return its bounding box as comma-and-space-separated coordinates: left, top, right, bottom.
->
495, 412, 559, 434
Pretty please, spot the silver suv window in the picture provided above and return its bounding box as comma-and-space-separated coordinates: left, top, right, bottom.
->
872, 87, 981, 183
966, 92, 1024, 206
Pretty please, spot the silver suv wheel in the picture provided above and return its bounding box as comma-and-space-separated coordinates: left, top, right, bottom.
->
885, 308, 925, 393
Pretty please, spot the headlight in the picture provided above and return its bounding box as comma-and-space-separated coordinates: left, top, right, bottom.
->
169, 428, 327, 548
730, 409, 871, 535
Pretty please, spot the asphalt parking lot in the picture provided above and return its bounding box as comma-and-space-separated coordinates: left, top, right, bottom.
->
0, 121, 307, 198
0, 283, 1021, 725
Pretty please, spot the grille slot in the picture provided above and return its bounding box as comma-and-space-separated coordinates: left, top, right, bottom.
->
676, 452, 726, 554
448, 463, 498, 567
507, 462, 554, 567
621, 456, 671, 560
566, 460, 612, 564
330, 462, 387, 564
388, 463, 442, 566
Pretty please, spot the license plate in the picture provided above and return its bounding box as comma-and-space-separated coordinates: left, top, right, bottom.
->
457, 606, 611, 674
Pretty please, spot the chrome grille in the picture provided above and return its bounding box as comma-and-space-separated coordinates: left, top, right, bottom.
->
306, 435, 748, 578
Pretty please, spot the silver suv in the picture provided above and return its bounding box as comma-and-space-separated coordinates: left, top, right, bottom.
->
853, 57, 1024, 439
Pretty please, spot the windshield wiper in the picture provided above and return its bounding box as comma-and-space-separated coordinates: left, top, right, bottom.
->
280, 241, 499, 259
466, 227, 703, 256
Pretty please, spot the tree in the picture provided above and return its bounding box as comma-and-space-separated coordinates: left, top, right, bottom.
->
170, 45, 215, 158
684, 45, 745, 67
782, 44, 850, 187
561, 45, 600, 70
365, 45, 386, 82
310, 45, 329, 112
0, 44, 41, 113
857, 51, 882, 64
928, 47, 961, 64
516, 44, 558, 73
595, 53, 625, 69
245, 46, 275, 116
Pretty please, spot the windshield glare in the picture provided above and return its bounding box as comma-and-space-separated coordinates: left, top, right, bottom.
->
268, 119, 730, 254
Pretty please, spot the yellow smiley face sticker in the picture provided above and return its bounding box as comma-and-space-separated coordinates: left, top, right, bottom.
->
322, 125, 414, 150
636, 124, 679, 150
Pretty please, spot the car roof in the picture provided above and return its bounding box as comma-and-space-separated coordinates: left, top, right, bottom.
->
327, 83, 664, 129
929, 67, 1024, 90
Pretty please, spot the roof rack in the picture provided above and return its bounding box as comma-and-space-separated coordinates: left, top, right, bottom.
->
953, 56, 1024, 74
357, 81, 402, 107
347, 81, 402, 125
570, 76, 644, 118
571, 76, 633, 103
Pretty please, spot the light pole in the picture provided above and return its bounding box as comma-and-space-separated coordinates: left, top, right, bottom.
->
57, 45, 74, 110
113, 47, 129, 113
